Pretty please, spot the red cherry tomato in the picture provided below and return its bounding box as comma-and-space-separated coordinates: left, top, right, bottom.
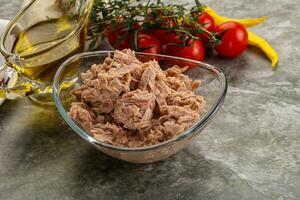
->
195, 12, 216, 46
136, 33, 162, 62
108, 33, 130, 50
165, 39, 205, 68
107, 23, 141, 50
214, 22, 248, 57
165, 39, 205, 61
149, 19, 177, 44
107, 27, 130, 50
137, 33, 162, 54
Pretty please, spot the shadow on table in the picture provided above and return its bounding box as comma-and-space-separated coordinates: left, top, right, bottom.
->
206, 47, 267, 83
67, 145, 266, 200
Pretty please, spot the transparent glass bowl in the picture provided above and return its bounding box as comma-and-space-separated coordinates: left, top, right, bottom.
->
53, 51, 227, 163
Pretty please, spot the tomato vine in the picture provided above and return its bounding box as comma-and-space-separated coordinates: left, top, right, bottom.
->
87, 0, 221, 49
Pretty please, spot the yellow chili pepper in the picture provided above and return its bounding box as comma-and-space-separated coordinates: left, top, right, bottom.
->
248, 32, 279, 68
204, 6, 279, 67
204, 7, 267, 28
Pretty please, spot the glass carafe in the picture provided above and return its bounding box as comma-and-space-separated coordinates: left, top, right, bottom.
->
0, 0, 93, 104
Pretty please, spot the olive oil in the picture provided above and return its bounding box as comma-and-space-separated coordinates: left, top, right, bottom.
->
12, 17, 86, 82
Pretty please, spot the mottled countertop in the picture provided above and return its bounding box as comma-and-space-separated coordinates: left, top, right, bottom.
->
0, 0, 299, 199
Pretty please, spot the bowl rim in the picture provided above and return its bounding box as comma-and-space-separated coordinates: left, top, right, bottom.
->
53, 51, 227, 152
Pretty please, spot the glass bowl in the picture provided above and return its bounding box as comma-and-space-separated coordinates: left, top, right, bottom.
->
53, 51, 227, 163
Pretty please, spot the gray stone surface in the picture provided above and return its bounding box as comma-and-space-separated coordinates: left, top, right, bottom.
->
0, 0, 22, 20
0, 0, 299, 199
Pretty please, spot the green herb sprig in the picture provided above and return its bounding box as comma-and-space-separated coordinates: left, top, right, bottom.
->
87, 0, 220, 50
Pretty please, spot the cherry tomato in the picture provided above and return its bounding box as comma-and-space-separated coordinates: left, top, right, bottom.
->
136, 33, 162, 62
107, 29, 130, 50
165, 39, 205, 68
137, 33, 162, 54
148, 19, 177, 44
107, 23, 141, 50
195, 12, 216, 46
214, 22, 248, 57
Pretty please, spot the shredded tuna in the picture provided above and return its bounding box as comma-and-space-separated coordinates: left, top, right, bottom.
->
69, 49, 206, 148
113, 89, 156, 130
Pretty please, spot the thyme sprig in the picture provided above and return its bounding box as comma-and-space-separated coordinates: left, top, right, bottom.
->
87, 0, 220, 49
